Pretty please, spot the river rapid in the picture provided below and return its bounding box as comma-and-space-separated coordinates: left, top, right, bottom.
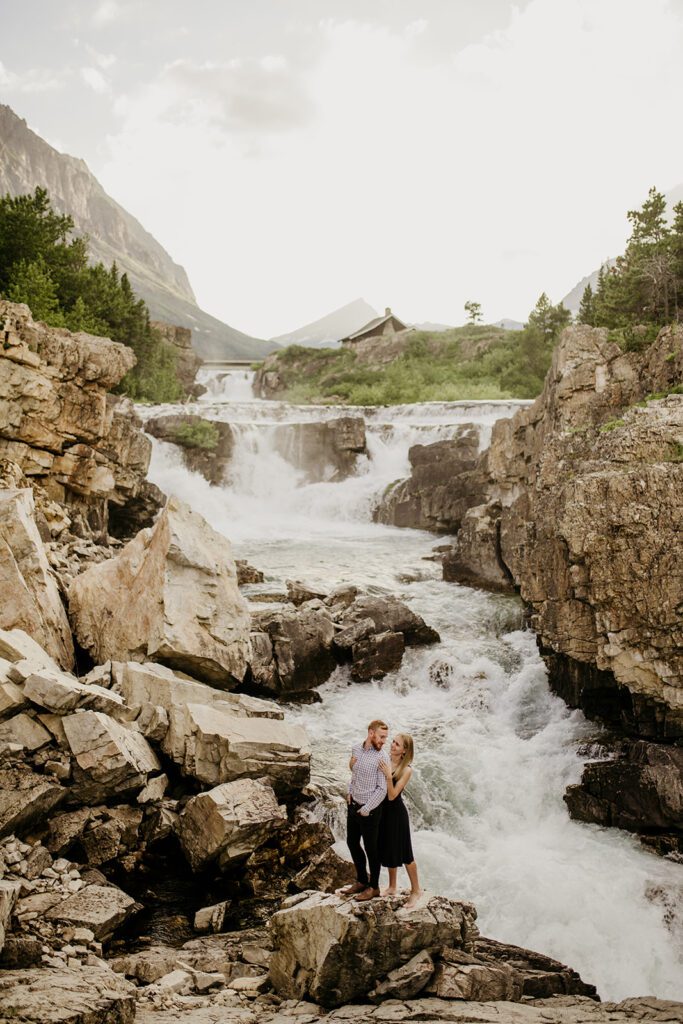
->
145, 369, 683, 1002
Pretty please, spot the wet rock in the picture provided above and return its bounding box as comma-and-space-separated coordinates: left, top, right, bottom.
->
250, 604, 337, 697
236, 559, 265, 585
62, 710, 160, 802
269, 891, 478, 1008
0, 963, 136, 1023
564, 741, 683, 839
474, 938, 598, 999
0, 764, 64, 838
146, 413, 234, 485
350, 631, 405, 681
177, 778, 287, 871
163, 702, 310, 795
270, 416, 367, 482
286, 580, 328, 606
45, 882, 136, 939
0, 489, 75, 669
443, 500, 516, 594
340, 595, 440, 647
69, 496, 252, 689
374, 427, 485, 533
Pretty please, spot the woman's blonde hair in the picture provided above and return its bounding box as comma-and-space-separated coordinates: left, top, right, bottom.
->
392, 733, 414, 782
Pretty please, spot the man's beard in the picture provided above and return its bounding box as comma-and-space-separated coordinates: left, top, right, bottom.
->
371, 736, 384, 750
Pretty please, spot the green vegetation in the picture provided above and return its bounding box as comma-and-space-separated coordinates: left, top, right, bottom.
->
0, 187, 183, 402
265, 297, 570, 406
579, 187, 683, 339
598, 418, 626, 432
464, 300, 482, 324
172, 420, 219, 450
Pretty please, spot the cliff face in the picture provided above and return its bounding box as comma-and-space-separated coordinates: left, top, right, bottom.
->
0, 300, 160, 540
477, 325, 683, 740
0, 105, 273, 361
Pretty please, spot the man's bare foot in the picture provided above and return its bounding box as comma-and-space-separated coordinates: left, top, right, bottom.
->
354, 887, 380, 902
404, 889, 424, 909
381, 886, 397, 896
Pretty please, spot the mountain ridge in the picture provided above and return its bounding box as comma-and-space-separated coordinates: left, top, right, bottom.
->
0, 104, 275, 360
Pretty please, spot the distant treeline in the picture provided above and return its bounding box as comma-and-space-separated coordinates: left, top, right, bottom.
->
578, 187, 683, 349
0, 187, 182, 401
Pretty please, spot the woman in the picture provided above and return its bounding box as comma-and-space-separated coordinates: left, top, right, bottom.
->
378, 733, 423, 908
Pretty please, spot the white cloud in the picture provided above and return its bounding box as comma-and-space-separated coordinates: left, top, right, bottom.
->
92, 1, 122, 26
99, 0, 683, 337
0, 60, 65, 94
81, 66, 109, 94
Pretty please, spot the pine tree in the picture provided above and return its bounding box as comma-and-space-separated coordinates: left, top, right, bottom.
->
464, 300, 482, 324
578, 283, 595, 325
6, 257, 65, 326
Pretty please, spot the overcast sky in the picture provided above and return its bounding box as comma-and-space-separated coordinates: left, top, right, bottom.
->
2, 0, 683, 338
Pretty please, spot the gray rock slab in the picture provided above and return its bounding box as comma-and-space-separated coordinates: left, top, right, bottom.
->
0, 963, 135, 1023
45, 882, 136, 939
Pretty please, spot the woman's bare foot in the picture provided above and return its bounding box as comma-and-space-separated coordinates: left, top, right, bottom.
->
404, 889, 424, 909
381, 886, 397, 896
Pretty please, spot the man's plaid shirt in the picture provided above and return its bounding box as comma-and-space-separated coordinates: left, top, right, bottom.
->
348, 741, 390, 815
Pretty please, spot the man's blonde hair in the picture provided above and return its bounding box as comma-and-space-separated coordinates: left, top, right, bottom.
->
368, 719, 388, 732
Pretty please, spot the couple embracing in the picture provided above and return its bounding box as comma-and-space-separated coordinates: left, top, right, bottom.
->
341, 719, 423, 908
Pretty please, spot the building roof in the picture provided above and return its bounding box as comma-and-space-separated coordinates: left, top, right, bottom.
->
343, 308, 409, 342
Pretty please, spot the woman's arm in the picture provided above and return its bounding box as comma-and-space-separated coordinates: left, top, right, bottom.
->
379, 762, 412, 800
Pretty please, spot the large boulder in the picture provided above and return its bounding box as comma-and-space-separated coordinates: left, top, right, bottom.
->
0, 489, 74, 669
249, 603, 337, 696
113, 660, 281, 719
62, 710, 160, 802
0, 764, 64, 838
45, 882, 136, 940
268, 891, 478, 1008
163, 702, 310, 796
69, 496, 252, 688
0, 964, 136, 1024
177, 778, 287, 871
271, 417, 367, 482
374, 427, 485, 532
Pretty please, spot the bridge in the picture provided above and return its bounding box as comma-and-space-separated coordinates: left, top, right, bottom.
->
200, 359, 256, 370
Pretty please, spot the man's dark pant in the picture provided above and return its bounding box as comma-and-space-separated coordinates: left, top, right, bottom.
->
347, 801, 382, 890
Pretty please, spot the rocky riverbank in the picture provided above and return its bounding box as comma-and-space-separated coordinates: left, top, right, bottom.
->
374, 324, 683, 855
0, 301, 681, 1021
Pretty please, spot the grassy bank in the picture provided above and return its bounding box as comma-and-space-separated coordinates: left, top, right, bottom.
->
260, 324, 552, 405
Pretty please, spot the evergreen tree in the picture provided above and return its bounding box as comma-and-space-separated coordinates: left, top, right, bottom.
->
6, 257, 65, 326
527, 293, 571, 344
578, 283, 595, 325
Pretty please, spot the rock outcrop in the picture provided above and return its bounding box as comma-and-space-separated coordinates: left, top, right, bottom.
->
374, 426, 485, 532
271, 417, 367, 482
248, 592, 439, 697
145, 413, 234, 485
0, 300, 156, 539
149, 321, 203, 397
0, 489, 74, 669
69, 496, 252, 688
268, 890, 478, 1007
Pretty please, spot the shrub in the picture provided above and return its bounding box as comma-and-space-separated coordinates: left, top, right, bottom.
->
172, 420, 219, 450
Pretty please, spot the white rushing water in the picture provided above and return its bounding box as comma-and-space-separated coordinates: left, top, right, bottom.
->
146, 372, 683, 1002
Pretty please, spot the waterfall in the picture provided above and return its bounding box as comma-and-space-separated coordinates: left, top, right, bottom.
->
144, 372, 683, 1001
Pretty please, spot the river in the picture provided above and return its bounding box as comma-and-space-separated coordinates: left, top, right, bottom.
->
144, 368, 683, 1002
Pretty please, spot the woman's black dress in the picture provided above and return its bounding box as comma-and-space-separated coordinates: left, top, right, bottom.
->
379, 787, 414, 868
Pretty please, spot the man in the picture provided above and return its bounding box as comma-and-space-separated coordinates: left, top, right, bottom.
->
341, 718, 390, 902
